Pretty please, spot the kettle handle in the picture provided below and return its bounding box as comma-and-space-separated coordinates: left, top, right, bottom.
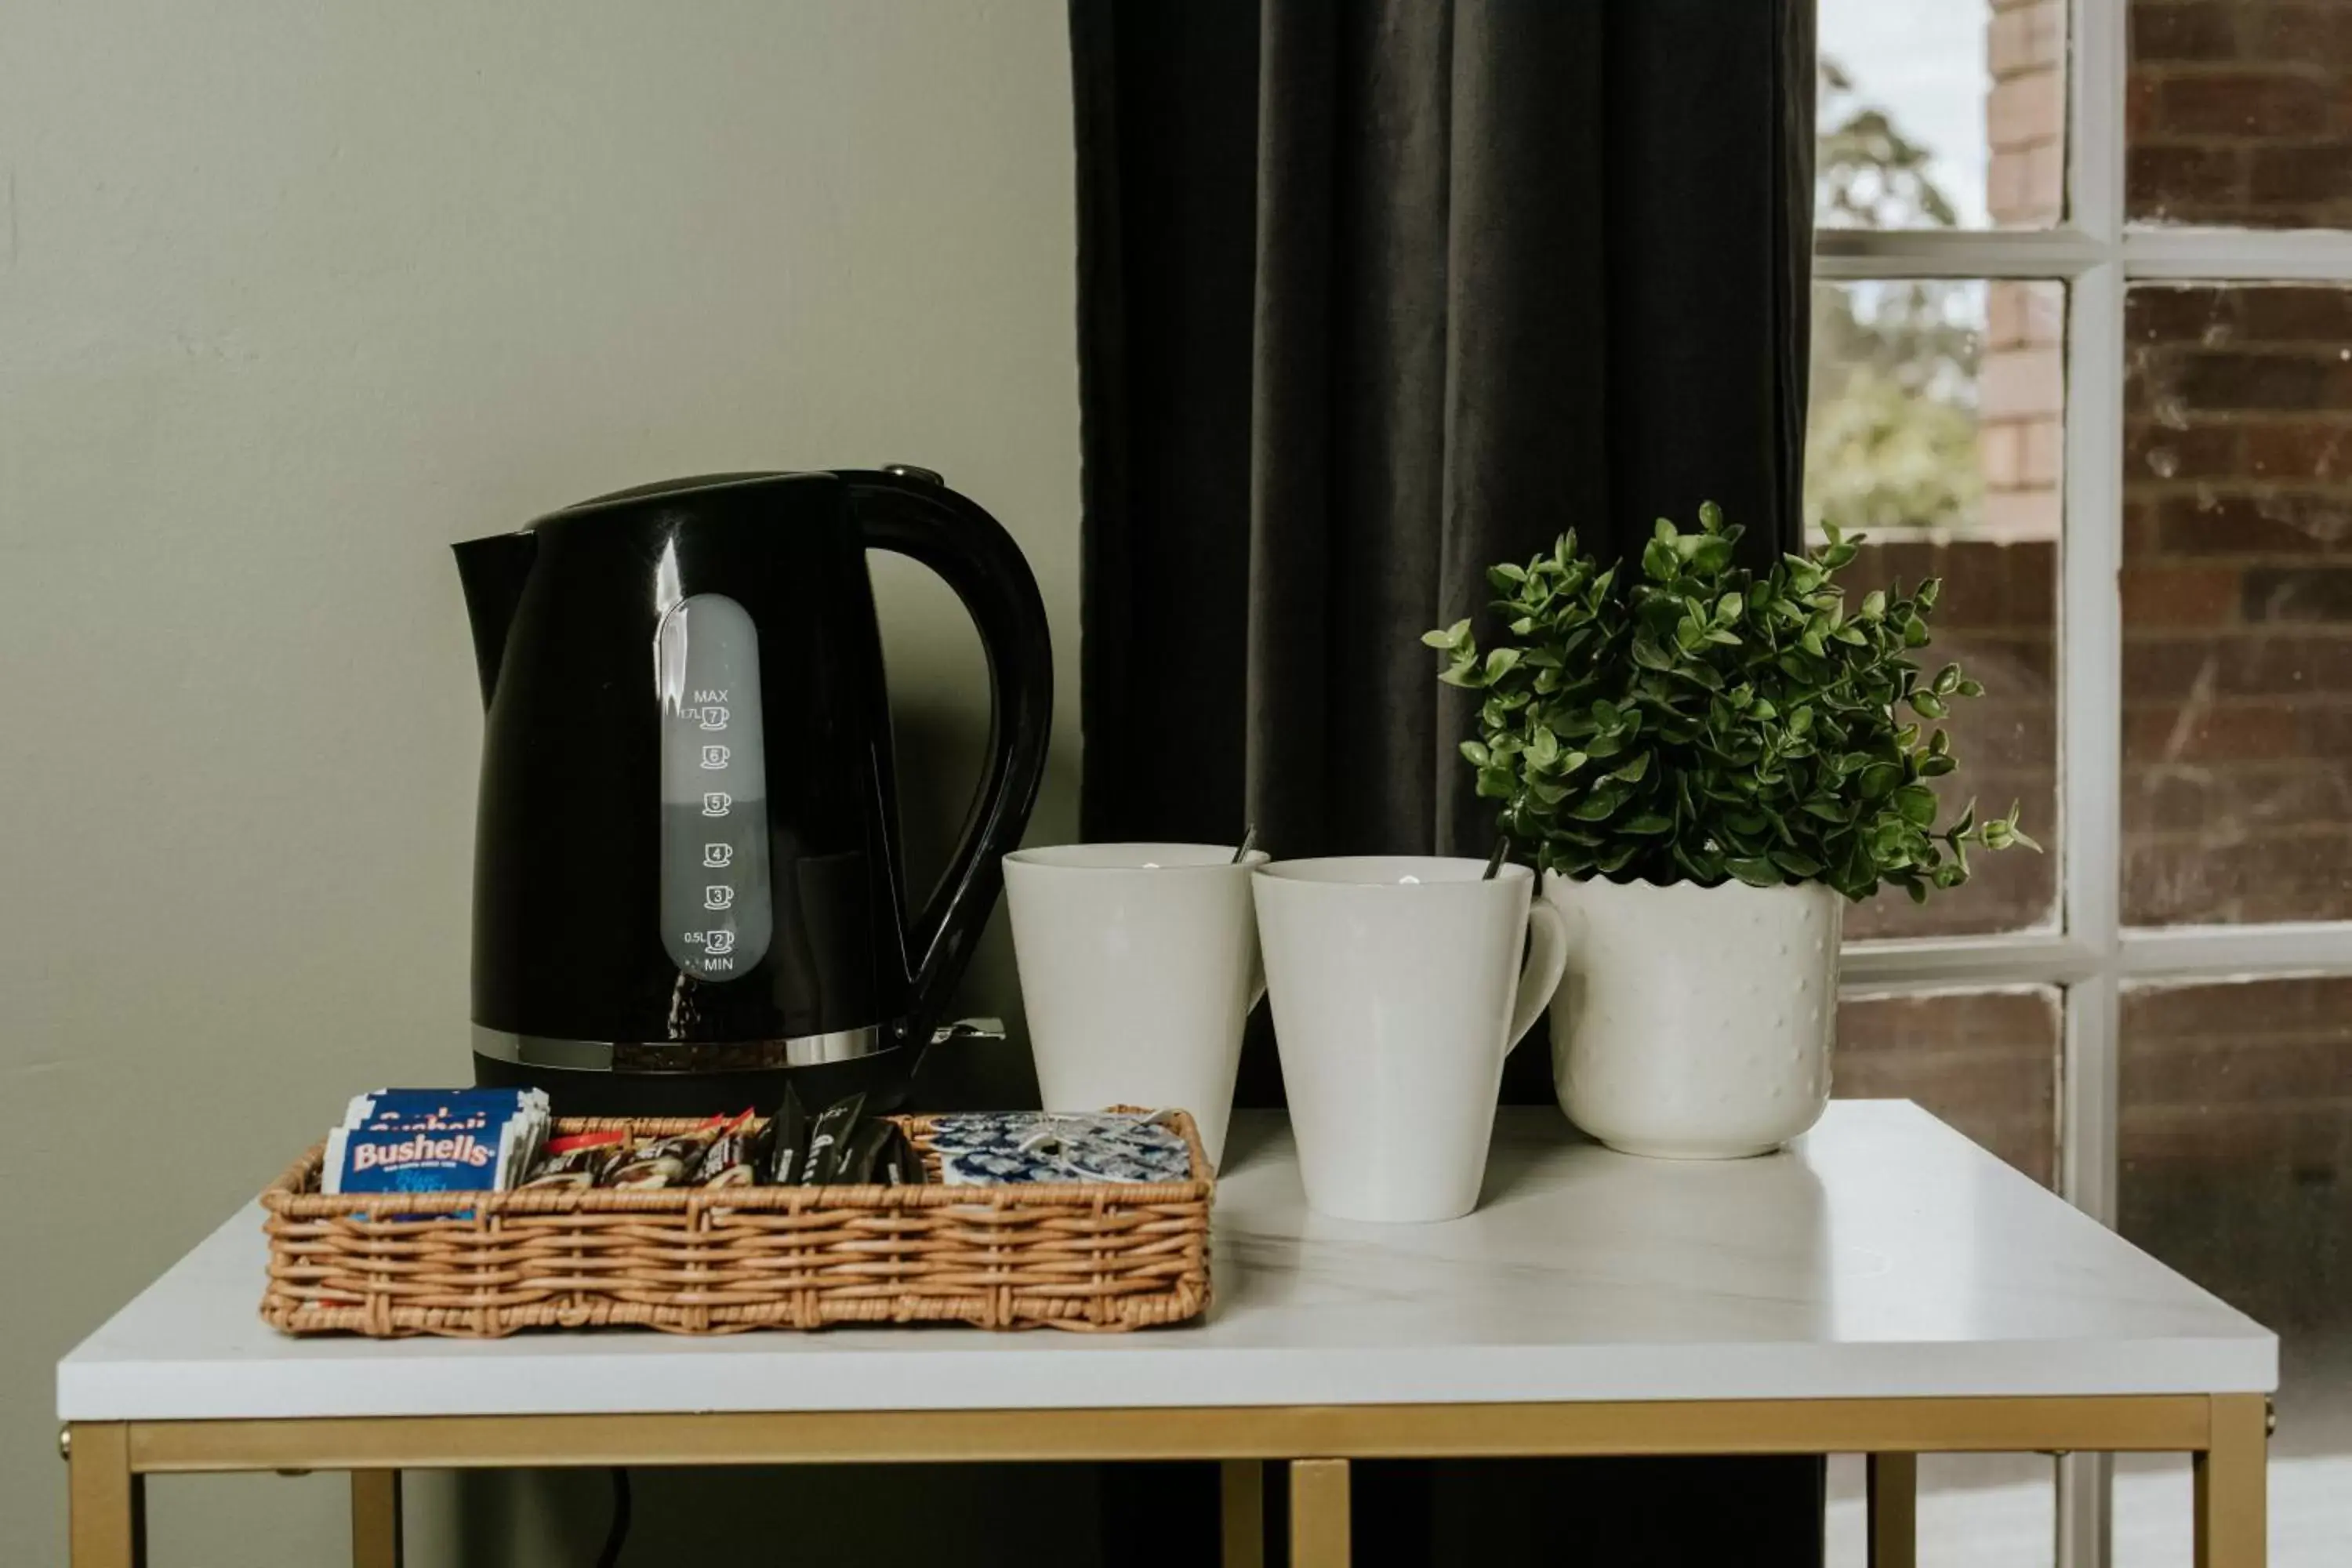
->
844, 468, 1054, 1047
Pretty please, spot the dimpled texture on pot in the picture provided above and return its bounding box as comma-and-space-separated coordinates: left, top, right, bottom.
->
1542, 873, 1842, 1159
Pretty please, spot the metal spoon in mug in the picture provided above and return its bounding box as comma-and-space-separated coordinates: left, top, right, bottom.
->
1232, 825, 1259, 864
1483, 834, 1512, 880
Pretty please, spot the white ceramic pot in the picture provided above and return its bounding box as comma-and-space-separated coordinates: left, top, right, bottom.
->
1254, 857, 1568, 1223
1003, 842, 1266, 1167
1542, 873, 1841, 1159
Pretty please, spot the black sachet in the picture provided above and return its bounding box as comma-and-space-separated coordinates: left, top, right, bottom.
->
766, 1084, 811, 1185
834, 1118, 895, 1185
884, 1123, 928, 1186
799, 1091, 867, 1185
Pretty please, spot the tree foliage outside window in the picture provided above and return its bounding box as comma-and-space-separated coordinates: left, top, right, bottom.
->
1808, 60, 1984, 539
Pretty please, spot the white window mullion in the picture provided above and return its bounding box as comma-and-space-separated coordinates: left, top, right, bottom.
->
2122, 229, 2352, 282
2058, 2, 2126, 1564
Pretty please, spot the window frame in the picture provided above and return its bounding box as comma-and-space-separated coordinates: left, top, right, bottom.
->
1813, 3, 2352, 1563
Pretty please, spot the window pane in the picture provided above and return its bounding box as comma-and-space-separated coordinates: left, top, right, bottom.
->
2122, 285, 2352, 925
1835, 987, 2060, 1185
1809, 281, 2063, 938
2129, 1, 2352, 227
2116, 978, 2352, 1568
1818, 0, 2066, 229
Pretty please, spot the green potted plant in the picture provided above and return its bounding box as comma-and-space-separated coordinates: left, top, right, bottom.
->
1426, 503, 2034, 1157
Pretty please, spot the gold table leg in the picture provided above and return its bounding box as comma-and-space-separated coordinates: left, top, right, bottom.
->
1289, 1457, 1350, 1567
1220, 1458, 1264, 1568
350, 1469, 404, 1568
67, 1423, 145, 1568
2194, 1394, 2267, 1568
1867, 1452, 1917, 1568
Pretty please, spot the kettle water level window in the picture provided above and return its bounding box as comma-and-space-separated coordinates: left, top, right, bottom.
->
1813, 2, 2352, 1564
655, 593, 774, 979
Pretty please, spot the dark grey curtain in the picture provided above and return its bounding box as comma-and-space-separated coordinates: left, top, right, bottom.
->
1073, 2, 1821, 1562
1076, 0, 1814, 1108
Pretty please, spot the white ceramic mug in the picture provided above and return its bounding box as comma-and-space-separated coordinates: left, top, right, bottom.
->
1252, 856, 1569, 1222
1003, 842, 1268, 1166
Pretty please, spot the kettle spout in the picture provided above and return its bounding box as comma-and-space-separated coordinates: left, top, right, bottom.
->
452, 532, 538, 707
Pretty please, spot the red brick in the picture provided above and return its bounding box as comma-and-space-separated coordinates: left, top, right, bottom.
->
2021, 418, 2063, 487
2234, 285, 2352, 343
2123, 1033, 2352, 1105
2246, 144, 2352, 209
2124, 830, 2352, 923
2121, 975, 2352, 1041
2243, 563, 2352, 620
2129, 72, 2161, 139
1980, 424, 2025, 491
2132, 1, 2241, 62
2124, 760, 2352, 840
2292, 696, 2352, 750
2127, 420, 2243, 481
2130, 144, 2248, 214
1982, 346, 2066, 420
2254, 4, 2352, 66
2158, 72, 2335, 136
1991, 2, 2067, 76
2124, 633, 2352, 701
2123, 564, 2244, 626
2125, 701, 2303, 761
1991, 71, 2067, 151
2158, 492, 2352, 555
2244, 421, 2352, 481
2171, 349, 2345, 412
2127, 286, 2236, 345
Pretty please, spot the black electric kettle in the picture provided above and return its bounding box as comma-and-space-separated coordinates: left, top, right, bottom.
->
453, 466, 1052, 1116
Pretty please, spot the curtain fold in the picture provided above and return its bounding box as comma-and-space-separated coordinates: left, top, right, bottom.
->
1083, 0, 1813, 866
1072, 4, 1822, 1562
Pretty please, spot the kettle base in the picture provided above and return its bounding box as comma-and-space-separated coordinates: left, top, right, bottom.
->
471, 1051, 913, 1120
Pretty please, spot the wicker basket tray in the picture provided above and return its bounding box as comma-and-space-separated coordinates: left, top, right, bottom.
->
260, 1112, 1213, 1338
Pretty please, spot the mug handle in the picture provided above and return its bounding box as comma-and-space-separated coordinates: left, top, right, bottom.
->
1505, 901, 1570, 1052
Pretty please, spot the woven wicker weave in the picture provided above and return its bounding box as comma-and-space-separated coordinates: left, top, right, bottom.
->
260, 1112, 1212, 1338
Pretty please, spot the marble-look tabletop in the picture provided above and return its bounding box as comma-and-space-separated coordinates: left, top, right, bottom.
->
57, 1102, 2275, 1421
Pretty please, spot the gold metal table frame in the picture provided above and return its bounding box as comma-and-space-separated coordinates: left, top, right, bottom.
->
67, 1392, 2269, 1566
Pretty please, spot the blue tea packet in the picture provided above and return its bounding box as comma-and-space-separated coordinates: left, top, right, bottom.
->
343, 1087, 549, 1131
322, 1088, 549, 1197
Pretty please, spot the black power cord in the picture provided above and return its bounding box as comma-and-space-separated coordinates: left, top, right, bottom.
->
594, 1467, 632, 1568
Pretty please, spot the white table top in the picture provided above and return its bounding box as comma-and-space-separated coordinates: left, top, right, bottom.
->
57, 1102, 2275, 1422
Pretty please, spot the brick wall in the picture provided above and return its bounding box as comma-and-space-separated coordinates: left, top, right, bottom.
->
2129, 0, 2352, 227
1829, 3, 2352, 1203
2122, 283, 2352, 926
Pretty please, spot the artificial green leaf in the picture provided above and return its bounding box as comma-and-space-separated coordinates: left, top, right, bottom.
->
1893, 785, 1938, 827
1431, 507, 2023, 906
